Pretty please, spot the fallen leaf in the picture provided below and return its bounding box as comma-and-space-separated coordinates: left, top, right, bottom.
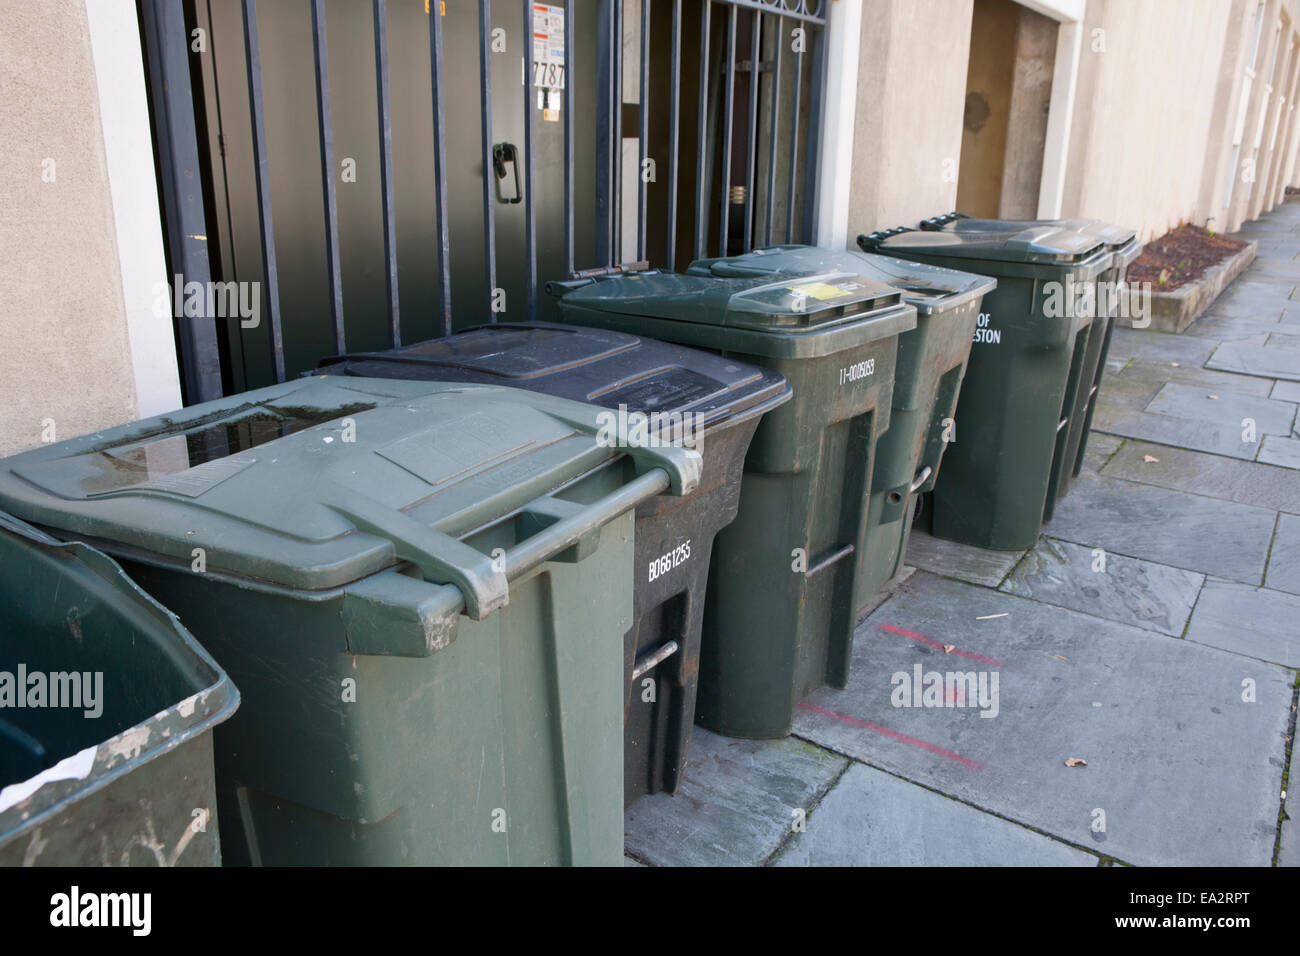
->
1171, 362, 1181, 367
1053, 654, 1069, 662
942, 644, 956, 654
1209, 394, 1219, 400
1065, 758, 1088, 768
1143, 454, 1160, 463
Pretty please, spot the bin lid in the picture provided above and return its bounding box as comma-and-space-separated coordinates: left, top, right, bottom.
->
556, 270, 915, 349
936, 216, 1139, 251
685, 245, 996, 315
866, 225, 1106, 264
0, 378, 698, 612
313, 322, 791, 432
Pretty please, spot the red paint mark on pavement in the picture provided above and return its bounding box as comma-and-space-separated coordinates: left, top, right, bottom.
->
797, 702, 985, 770
880, 623, 1006, 668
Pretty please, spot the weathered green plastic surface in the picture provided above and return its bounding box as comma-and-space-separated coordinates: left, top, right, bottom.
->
930, 218, 1141, 509
686, 246, 994, 608
0, 378, 700, 865
0, 512, 237, 866
866, 228, 1112, 549
558, 273, 917, 738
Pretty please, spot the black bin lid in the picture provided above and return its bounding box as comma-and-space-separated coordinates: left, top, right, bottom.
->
314, 322, 791, 433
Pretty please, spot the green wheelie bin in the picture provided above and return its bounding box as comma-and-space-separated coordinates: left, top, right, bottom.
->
550, 270, 916, 738
858, 226, 1111, 550
684, 246, 995, 616
0, 376, 699, 865
0, 511, 238, 866
921, 214, 1141, 491
313, 323, 792, 805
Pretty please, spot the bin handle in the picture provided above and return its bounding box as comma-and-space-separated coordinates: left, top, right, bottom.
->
324, 466, 671, 622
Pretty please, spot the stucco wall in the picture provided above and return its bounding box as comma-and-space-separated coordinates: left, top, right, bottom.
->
0, 1, 138, 457
845, 0, 974, 234
1059, 0, 1235, 241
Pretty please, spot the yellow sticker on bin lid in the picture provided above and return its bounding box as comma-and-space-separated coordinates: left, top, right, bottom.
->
787, 281, 859, 301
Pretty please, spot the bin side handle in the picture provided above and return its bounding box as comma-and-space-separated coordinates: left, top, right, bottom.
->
337, 468, 671, 658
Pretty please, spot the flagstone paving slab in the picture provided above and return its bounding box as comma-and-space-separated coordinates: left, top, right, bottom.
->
1271, 380, 1300, 402
904, 530, 1027, 588
623, 729, 847, 867
1184, 578, 1300, 667
1264, 512, 1300, 596
1144, 381, 1296, 436
1258, 435, 1300, 468
1091, 403, 1261, 459
1043, 472, 1275, 583
791, 573, 1294, 867
1207, 342, 1300, 381
1110, 357, 1276, 397
1000, 536, 1203, 636
1099, 439, 1300, 513
1106, 328, 1220, 366
771, 763, 1098, 867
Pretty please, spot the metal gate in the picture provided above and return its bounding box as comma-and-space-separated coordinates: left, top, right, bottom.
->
139, 0, 828, 401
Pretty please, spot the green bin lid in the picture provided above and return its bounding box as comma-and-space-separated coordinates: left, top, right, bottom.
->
0, 377, 699, 623
871, 225, 1106, 264
686, 245, 996, 315
556, 270, 916, 356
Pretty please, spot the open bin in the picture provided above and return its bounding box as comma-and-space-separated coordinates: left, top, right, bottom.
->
0, 377, 698, 865
550, 271, 916, 738
685, 246, 995, 613
0, 511, 238, 866
859, 226, 1110, 550
314, 323, 791, 805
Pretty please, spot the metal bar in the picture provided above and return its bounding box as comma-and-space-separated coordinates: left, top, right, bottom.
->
595, 0, 615, 266
764, 14, 782, 247
693, 1, 711, 260
564, 0, 575, 276
311, 0, 345, 354
139, 0, 223, 402
478, 0, 498, 317
666, 0, 682, 271
806, 543, 854, 577
801, 21, 827, 244
429, 0, 452, 336
632, 641, 680, 680
719, 0, 825, 26
908, 466, 933, 494
785, 22, 803, 244
373, 0, 401, 346
241, 0, 285, 382
613, 0, 624, 264
523, 0, 538, 321
718, 4, 736, 257
743, 8, 759, 252
636, 0, 650, 262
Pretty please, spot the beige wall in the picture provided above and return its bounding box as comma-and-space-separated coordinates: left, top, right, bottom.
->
1059, 0, 1234, 240
845, 0, 974, 234
0, 1, 138, 457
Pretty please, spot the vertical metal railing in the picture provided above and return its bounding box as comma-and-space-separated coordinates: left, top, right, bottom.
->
150, 0, 829, 394
478, 0, 498, 319
240, 0, 285, 383
310, 0, 345, 354
373, 0, 401, 347
429, 0, 452, 337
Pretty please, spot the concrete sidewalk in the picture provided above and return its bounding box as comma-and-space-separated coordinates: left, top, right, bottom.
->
625, 206, 1300, 867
